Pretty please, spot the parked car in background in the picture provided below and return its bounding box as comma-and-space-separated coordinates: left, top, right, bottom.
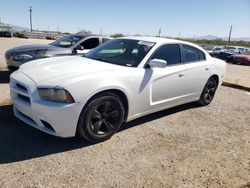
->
5, 34, 111, 71
224, 46, 248, 54
217, 46, 248, 62
200, 45, 225, 57
209, 46, 225, 57
200, 45, 214, 54
0, 23, 12, 37
10, 37, 226, 143
13, 32, 28, 39
231, 51, 250, 65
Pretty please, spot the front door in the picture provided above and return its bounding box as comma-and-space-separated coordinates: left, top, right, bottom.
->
139, 44, 187, 113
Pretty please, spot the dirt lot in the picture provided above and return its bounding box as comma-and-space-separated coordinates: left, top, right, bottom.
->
0, 86, 249, 188
225, 64, 250, 87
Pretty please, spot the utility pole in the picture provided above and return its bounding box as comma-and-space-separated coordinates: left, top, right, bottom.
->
28, 6, 33, 32
228, 25, 232, 42
158, 28, 161, 37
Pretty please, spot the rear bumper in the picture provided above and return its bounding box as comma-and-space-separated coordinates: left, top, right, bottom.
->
10, 71, 84, 138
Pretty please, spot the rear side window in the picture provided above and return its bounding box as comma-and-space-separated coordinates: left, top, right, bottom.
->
151, 44, 181, 65
183, 45, 206, 63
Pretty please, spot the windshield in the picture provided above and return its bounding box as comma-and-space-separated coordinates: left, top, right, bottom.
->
203, 46, 214, 50
225, 46, 236, 50
85, 39, 155, 67
214, 47, 222, 51
50, 35, 84, 48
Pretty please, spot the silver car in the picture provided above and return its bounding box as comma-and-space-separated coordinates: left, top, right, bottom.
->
5, 34, 111, 71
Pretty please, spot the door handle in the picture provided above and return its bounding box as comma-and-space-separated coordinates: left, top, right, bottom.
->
178, 73, 184, 77
205, 67, 210, 70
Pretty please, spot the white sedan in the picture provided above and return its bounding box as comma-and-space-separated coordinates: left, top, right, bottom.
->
10, 37, 226, 143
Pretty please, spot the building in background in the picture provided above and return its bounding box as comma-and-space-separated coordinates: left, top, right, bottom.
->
0, 22, 12, 37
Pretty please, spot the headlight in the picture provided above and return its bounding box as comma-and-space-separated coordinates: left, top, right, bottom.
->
34, 49, 47, 56
14, 54, 33, 61
38, 88, 75, 103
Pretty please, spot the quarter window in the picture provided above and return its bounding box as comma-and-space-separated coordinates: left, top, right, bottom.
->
150, 44, 181, 65
183, 45, 206, 63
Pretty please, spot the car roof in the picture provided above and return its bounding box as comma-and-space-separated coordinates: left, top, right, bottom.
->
69, 34, 110, 38
121, 36, 204, 49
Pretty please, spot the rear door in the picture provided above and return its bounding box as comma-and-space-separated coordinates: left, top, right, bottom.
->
181, 44, 212, 99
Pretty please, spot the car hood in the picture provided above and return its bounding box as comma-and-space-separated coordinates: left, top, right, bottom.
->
7, 44, 67, 53
19, 56, 123, 86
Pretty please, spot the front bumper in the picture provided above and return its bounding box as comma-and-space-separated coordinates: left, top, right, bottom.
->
10, 71, 84, 137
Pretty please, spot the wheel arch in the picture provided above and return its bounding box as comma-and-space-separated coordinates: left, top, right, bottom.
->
83, 89, 129, 122
210, 74, 219, 85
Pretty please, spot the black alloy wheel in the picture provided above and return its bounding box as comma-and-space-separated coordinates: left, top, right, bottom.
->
198, 77, 218, 106
77, 93, 125, 143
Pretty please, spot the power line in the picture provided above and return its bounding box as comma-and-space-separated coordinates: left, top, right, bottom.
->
28, 6, 33, 32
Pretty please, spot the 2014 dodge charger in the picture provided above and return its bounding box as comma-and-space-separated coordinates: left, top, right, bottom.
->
10, 37, 226, 143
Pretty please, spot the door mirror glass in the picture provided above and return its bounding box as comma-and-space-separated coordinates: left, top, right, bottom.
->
148, 59, 168, 68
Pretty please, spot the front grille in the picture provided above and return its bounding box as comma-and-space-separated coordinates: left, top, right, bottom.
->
17, 94, 30, 103
11, 79, 31, 105
16, 83, 28, 92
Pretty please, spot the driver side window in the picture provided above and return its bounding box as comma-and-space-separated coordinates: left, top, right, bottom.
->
150, 44, 181, 65
80, 38, 99, 49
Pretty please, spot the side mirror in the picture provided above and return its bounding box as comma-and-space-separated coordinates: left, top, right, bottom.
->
74, 45, 84, 51
148, 59, 168, 68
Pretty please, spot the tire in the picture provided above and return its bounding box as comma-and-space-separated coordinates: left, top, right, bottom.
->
77, 93, 125, 143
198, 77, 218, 106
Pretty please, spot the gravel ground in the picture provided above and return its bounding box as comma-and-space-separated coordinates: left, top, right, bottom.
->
225, 64, 250, 87
0, 86, 249, 188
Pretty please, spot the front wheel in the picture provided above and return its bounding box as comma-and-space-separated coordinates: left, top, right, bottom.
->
77, 93, 125, 143
198, 77, 218, 106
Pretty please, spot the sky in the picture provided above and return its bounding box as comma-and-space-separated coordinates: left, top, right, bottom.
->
0, 0, 249, 38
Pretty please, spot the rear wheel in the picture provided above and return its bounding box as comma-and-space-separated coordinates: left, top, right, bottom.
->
77, 93, 125, 143
198, 77, 218, 106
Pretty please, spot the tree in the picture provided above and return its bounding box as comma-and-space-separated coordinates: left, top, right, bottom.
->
77, 29, 92, 34
110, 33, 124, 38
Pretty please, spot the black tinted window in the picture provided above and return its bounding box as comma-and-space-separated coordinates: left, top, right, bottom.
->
81, 38, 99, 49
86, 39, 155, 67
183, 45, 206, 62
151, 44, 181, 65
